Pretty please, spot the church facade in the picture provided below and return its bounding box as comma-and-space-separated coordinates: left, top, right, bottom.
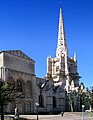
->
0, 7, 81, 114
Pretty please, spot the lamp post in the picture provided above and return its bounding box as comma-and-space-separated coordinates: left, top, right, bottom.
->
82, 105, 85, 120
35, 103, 39, 120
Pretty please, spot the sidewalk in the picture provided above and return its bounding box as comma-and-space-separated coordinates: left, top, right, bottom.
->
20, 112, 93, 120
4, 112, 93, 120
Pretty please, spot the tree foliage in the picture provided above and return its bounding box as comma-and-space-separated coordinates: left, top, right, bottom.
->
68, 84, 93, 112
0, 80, 19, 120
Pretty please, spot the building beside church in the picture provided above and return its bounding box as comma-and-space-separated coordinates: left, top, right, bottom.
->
0, 50, 37, 113
0, 7, 83, 114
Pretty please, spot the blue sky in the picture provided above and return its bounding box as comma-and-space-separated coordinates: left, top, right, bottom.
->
0, 0, 93, 88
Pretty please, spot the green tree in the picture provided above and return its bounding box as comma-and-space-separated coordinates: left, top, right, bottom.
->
0, 80, 19, 120
68, 90, 78, 112
87, 87, 93, 111
68, 84, 93, 112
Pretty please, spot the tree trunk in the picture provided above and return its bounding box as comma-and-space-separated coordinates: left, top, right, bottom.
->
71, 103, 73, 112
0, 103, 4, 120
90, 104, 92, 112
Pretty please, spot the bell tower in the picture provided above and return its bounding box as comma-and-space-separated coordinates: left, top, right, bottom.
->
46, 7, 68, 83
46, 5, 80, 92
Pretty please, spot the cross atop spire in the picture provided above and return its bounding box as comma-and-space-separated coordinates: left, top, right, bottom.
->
56, 6, 67, 57
57, 0, 62, 7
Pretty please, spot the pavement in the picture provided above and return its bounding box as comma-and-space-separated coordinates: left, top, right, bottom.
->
19, 112, 93, 120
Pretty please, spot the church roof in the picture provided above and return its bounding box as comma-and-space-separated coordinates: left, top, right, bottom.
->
0, 50, 35, 63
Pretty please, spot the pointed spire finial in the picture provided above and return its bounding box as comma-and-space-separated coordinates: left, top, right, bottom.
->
59, 0, 62, 8
57, 0, 62, 9
56, 1, 67, 57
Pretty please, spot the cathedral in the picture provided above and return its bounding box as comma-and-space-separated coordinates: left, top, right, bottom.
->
0, 7, 82, 114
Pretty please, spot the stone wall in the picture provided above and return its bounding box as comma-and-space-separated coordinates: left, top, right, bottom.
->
4, 52, 35, 74
5, 68, 35, 113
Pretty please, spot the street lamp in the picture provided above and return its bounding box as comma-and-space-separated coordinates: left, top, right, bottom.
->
82, 105, 85, 120
35, 103, 39, 120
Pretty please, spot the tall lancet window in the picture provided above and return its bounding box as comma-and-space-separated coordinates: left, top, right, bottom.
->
53, 96, 57, 108
38, 95, 44, 107
17, 79, 23, 92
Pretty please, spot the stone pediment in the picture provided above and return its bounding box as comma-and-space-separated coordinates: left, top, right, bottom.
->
1, 50, 34, 63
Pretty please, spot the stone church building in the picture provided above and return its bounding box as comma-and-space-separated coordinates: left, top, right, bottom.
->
0, 7, 81, 114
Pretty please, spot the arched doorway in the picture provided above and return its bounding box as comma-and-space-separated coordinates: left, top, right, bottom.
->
16, 101, 25, 114
10, 101, 16, 113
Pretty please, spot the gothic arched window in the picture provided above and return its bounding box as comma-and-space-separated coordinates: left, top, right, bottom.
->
39, 95, 44, 107
7, 77, 15, 88
25, 81, 32, 96
53, 96, 57, 108
26, 81, 31, 90
17, 80, 23, 92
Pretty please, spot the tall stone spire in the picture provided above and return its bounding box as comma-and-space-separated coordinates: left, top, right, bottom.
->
56, 7, 66, 57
